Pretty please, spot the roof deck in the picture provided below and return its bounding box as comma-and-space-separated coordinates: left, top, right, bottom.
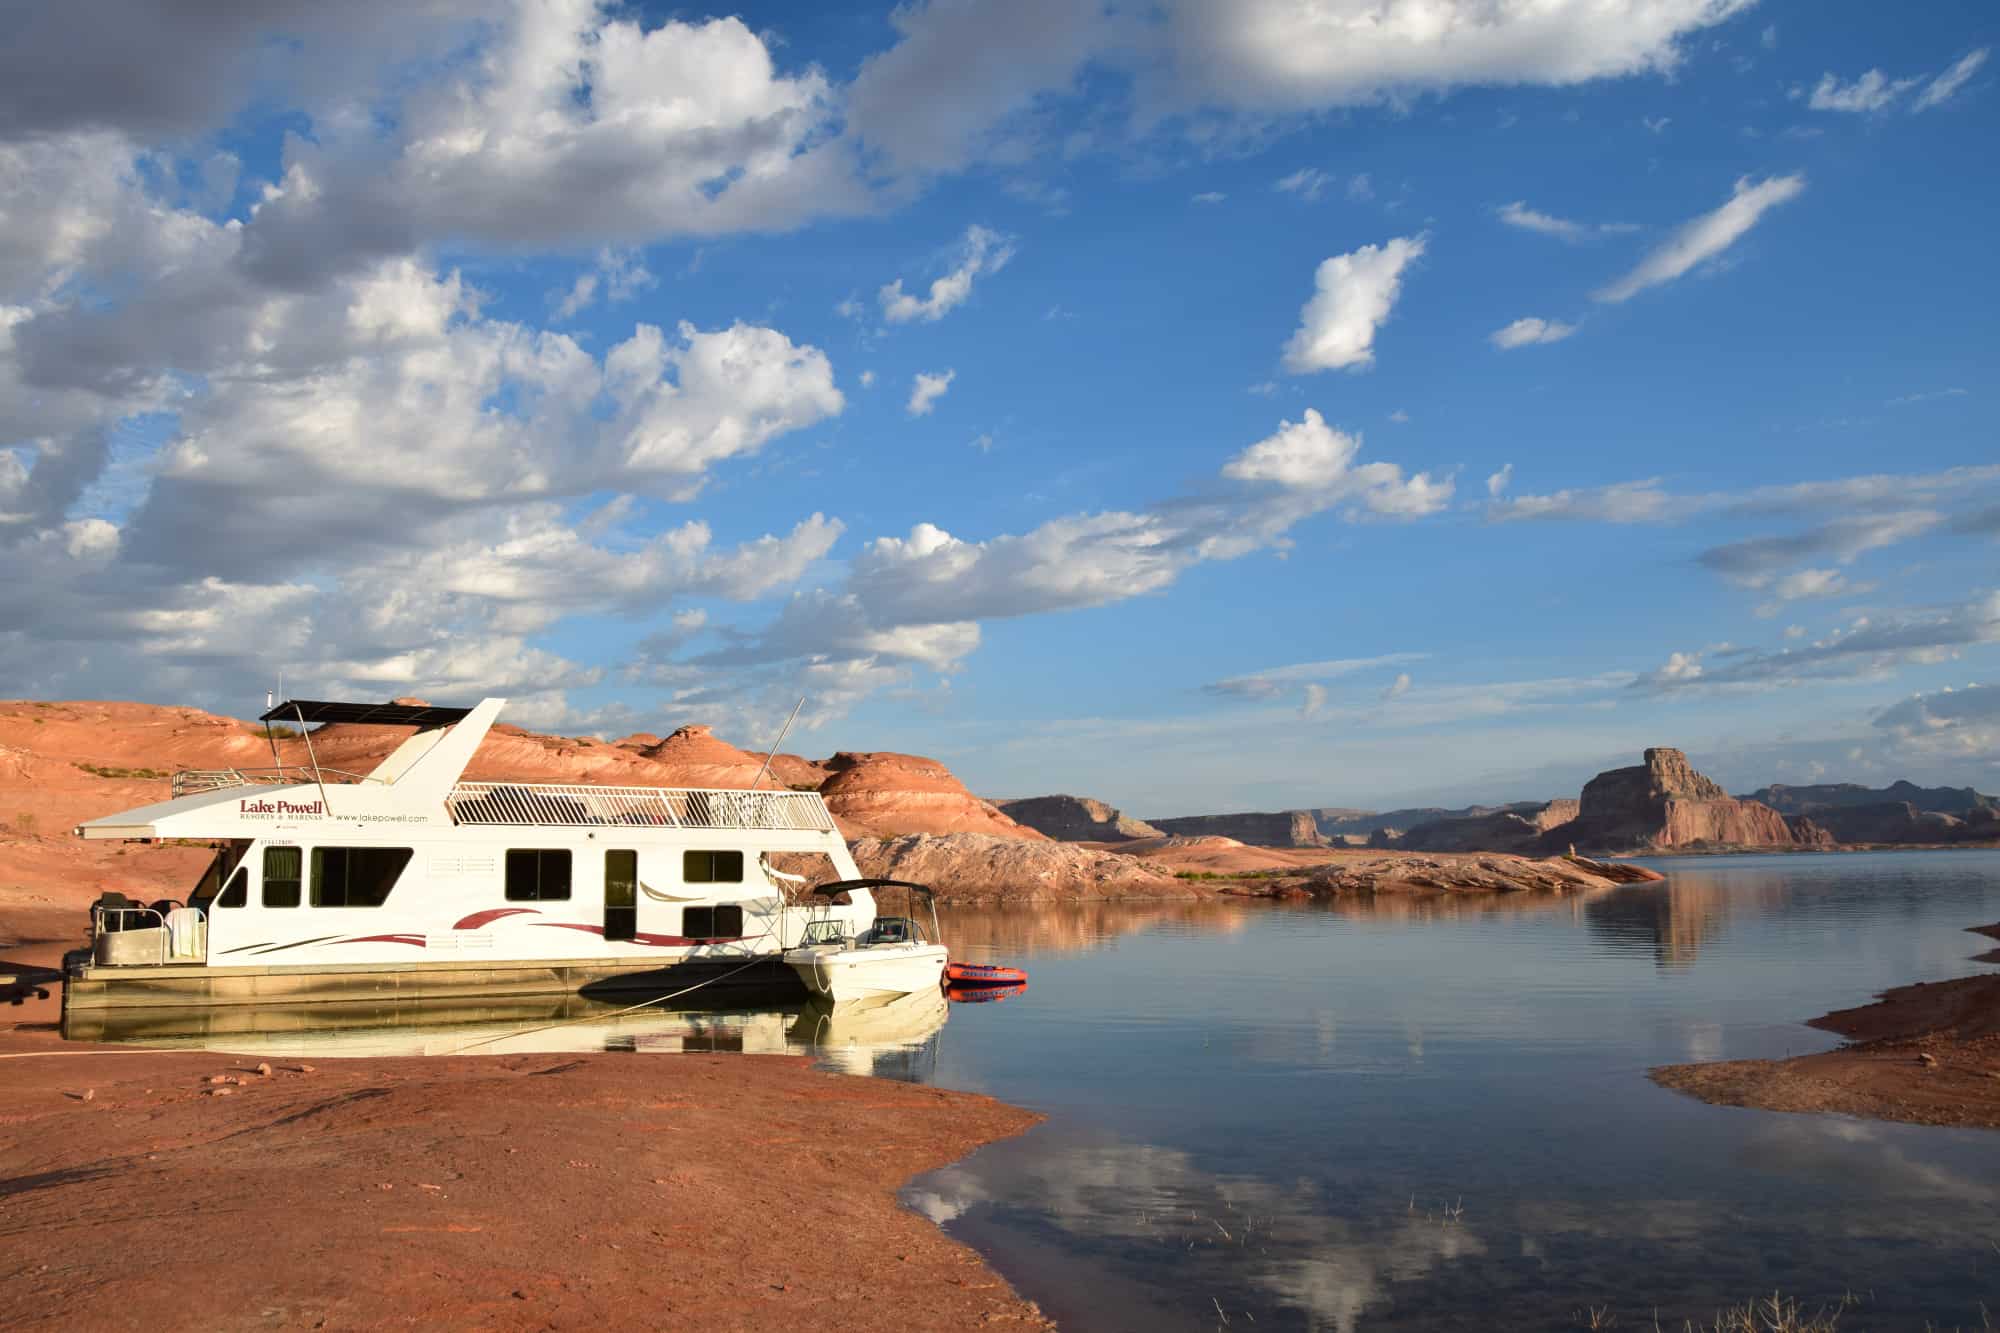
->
444, 782, 838, 833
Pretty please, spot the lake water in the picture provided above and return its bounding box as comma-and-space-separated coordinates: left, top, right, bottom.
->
76, 850, 2000, 1328
908, 851, 2000, 1331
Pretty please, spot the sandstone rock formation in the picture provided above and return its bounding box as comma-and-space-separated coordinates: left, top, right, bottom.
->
1147, 810, 1326, 848
1746, 779, 1997, 819
1785, 815, 1838, 848
1805, 802, 1980, 845
849, 833, 1187, 901
818, 752, 1042, 841
1242, 851, 1663, 898
1543, 748, 1794, 852
995, 794, 1162, 842
1392, 800, 1580, 854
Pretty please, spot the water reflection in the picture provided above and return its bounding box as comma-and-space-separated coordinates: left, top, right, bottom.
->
915, 1125, 1484, 1333
71, 986, 948, 1078
1584, 873, 1795, 967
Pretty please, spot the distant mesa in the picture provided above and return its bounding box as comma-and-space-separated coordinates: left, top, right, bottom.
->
1146, 810, 1327, 848
1535, 747, 1793, 853
1389, 800, 1580, 854
996, 794, 1162, 842
1744, 779, 1997, 819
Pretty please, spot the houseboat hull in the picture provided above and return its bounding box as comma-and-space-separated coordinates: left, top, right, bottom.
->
61, 951, 804, 1019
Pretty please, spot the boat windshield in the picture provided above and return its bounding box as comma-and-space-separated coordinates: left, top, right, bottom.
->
864, 916, 927, 945
801, 919, 851, 946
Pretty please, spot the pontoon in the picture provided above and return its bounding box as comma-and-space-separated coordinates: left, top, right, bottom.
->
63, 698, 877, 1020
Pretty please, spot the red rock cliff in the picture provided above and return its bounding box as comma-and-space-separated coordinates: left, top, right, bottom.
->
1546, 747, 1796, 852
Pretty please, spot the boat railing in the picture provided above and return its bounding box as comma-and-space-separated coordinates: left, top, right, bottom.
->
171, 766, 370, 797
446, 782, 839, 833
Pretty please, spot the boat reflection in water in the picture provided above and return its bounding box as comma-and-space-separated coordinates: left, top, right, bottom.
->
67, 985, 948, 1079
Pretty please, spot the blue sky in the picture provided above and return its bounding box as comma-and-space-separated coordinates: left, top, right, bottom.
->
2, 0, 1995, 814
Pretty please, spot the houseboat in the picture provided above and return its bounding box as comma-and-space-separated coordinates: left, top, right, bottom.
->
63, 697, 881, 1022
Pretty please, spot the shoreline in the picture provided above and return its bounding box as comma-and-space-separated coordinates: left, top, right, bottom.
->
1650, 922, 2000, 1130
0, 998, 1051, 1331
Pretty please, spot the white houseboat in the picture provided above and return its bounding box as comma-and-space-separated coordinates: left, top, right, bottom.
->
63, 698, 884, 1020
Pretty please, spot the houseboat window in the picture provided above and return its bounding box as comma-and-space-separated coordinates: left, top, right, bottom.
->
217, 867, 248, 909
505, 849, 572, 901
263, 846, 303, 908
682, 850, 743, 883
681, 904, 744, 939
605, 850, 637, 942
311, 847, 413, 908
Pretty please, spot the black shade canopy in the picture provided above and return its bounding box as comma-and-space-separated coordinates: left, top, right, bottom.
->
258, 699, 474, 727
809, 878, 936, 903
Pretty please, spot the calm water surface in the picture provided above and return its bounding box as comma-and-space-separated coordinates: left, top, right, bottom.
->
84, 850, 2000, 1328
910, 851, 2000, 1331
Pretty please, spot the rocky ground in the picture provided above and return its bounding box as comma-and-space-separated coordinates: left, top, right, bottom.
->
1650, 922, 2000, 1130
0, 1024, 1049, 1331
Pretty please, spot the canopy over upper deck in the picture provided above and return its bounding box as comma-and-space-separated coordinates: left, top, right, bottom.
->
258, 699, 475, 727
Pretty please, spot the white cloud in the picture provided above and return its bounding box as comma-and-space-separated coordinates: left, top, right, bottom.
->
1301, 682, 1328, 719
1802, 49, 1989, 115
1281, 234, 1426, 374
1382, 671, 1412, 700
859, 370, 877, 388
1594, 174, 1805, 303
1806, 69, 1919, 113
1914, 48, 1991, 111
1206, 653, 1429, 700
1488, 479, 1676, 523
1192, 191, 1226, 204
1277, 168, 1335, 201
1641, 591, 2000, 694
1489, 316, 1577, 349
1155, 0, 1752, 114
879, 225, 1015, 324
1874, 682, 2000, 761
553, 248, 656, 320
907, 369, 956, 417
1642, 115, 1672, 134
1889, 387, 1968, 406
1222, 408, 1452, 515
1697, 511, 1940, 583
1496, 201, 1635, 243
1486, 463, 1512, 498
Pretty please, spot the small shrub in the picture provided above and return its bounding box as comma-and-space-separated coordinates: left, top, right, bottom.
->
11, 812, 36, 835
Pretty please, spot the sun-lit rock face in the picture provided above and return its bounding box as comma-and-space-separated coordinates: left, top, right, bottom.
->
1551, 747, 1794, 851
818, 752, 1044, 841
849, 832, 1185, 901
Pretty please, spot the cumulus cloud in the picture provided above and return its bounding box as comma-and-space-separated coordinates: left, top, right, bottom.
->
907, 369, 956, 417
1486, 464, 1513, 498
1153, 0, 1750, 114
1281, 234, 1426, 374
879, 225, 1015, 324
1489, 316, 1577, 349
1594, 174, 1805, 303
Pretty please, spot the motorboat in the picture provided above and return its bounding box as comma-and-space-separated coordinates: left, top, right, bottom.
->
783, 879, 949, 1004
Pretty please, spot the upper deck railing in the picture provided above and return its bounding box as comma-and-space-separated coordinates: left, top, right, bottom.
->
445, 782, 837, 833
171, 766, 371, 798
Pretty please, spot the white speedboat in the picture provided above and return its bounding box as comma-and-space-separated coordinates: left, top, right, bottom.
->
783, 879, 948, 1004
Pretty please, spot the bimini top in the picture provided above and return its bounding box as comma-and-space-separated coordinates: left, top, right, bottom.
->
259, 699, 475, 727
811, 878, 935, 903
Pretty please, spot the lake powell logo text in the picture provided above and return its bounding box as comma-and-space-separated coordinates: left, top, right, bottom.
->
238, 798, 325, 817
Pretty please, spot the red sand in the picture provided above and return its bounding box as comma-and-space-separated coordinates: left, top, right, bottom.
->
0, 1008, 1049, 1331
1651, 923, 2000, 1129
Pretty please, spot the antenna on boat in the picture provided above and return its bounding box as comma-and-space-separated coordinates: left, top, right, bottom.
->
749, 696, 806, 791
